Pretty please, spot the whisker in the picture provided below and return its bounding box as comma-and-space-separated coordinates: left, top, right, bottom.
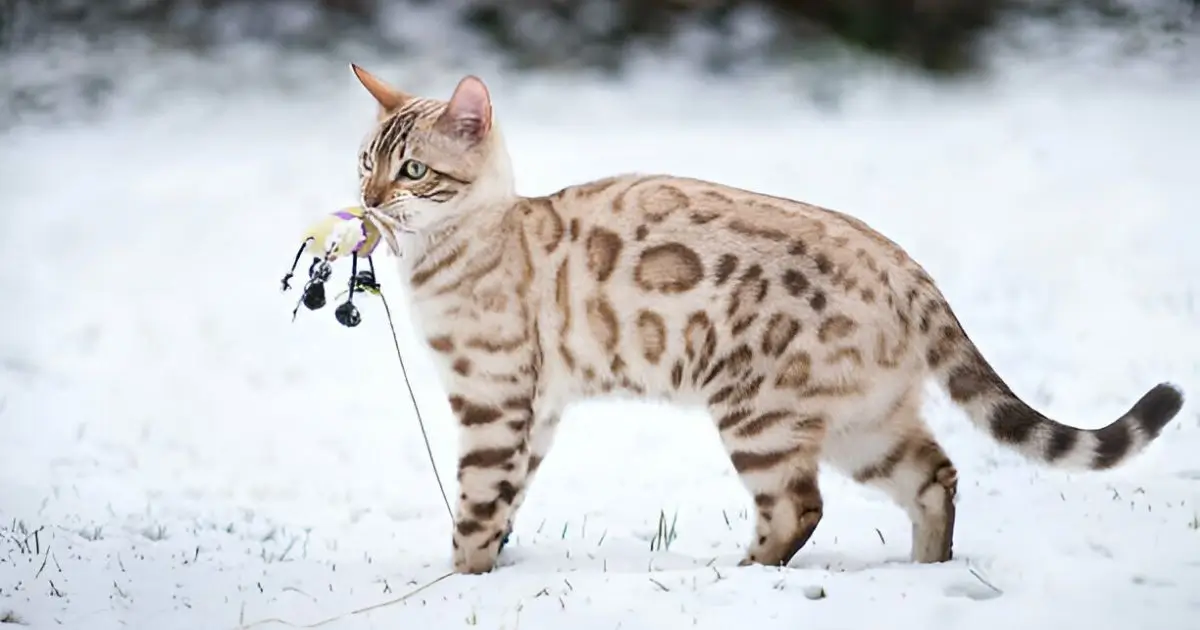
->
363, 207, 415, 258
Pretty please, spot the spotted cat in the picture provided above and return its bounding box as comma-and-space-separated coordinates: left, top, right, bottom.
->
348, 65, 1185, 575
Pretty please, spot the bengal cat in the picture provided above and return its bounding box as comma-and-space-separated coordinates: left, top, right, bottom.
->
347, 64, 1184, 575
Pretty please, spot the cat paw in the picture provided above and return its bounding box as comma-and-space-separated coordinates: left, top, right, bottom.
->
452, 526, 504, 574
453, 546, 500, 574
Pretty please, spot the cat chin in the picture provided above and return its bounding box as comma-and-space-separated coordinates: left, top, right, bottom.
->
405, 204, 472, 232
396, 213, 445, 236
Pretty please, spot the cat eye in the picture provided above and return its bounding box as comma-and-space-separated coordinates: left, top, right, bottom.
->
398, 159, 428, 180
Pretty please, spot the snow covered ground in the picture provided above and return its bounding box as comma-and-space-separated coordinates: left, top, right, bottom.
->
1, 32, 1199, 630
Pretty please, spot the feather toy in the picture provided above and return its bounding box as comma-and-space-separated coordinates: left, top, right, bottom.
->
279, 205, 405, 327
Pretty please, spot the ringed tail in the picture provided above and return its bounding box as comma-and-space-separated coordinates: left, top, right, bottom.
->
926, 303, 1184, 471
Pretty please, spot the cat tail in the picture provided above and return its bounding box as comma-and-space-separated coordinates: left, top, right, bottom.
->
924, 300, 1183, 471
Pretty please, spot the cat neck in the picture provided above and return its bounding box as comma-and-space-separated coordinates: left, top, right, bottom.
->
396, 194, 522, 269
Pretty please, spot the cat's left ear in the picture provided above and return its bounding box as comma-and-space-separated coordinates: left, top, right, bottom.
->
350, 63, 411, 119
435, 75, 492, 144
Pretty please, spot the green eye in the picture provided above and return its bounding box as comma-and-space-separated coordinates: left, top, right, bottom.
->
399, 159, 428, 180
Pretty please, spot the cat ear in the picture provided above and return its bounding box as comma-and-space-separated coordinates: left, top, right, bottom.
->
435, 75, 492, 144
350, 64, 411, 118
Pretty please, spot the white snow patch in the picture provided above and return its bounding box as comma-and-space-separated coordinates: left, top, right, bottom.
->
1, 37, 1198, 630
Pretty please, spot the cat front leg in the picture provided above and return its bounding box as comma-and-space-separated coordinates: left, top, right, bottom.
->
448, 389, 535, 574
497, 393, 567, 553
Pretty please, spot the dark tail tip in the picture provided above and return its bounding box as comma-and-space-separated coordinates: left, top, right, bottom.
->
1129, 382, 1184, 438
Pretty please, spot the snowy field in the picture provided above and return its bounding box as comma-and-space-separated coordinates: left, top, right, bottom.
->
2, 30, 1200, 630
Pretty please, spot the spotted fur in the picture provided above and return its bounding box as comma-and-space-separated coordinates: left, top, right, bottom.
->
349, 65, 1185, 575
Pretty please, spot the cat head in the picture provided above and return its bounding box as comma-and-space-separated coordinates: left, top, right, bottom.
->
350, 65, 514, 233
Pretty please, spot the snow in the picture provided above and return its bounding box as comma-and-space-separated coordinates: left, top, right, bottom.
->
2, 32, 1200, 630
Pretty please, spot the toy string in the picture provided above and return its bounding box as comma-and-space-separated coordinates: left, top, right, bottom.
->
282, 210, 453, 522
248, 216, 459, 630
234, 564, 454, 629
373, 264, 455, 524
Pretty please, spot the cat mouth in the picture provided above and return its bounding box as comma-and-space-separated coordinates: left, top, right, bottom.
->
361, 206, 417, 258
363, 205, 416, 235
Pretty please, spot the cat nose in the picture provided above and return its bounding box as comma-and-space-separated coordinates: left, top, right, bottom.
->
363, 191, 384, 208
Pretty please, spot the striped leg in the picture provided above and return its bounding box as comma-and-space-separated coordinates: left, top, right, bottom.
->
711, 388, 827, 567
449, 392, 534, 574
498, 405, 564, 553
825, 389, 959, 563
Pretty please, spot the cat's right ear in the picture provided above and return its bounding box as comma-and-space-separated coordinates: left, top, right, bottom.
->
350, 64, 411, 119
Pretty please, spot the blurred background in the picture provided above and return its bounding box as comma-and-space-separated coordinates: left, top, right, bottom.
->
1, 2, 1199, 628
1, 0, 1198, 128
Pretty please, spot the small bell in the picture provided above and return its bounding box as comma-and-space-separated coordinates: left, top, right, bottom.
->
302, 282, 327, 310
335, 301, 362, 327
352, 269, 381, 295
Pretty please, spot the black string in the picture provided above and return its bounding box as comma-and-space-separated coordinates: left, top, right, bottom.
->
375, 277, 454, 523
280, 238, 314, 291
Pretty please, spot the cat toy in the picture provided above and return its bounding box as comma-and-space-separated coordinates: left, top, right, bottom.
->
278, 206, 399, 327
276, 205, 455, 524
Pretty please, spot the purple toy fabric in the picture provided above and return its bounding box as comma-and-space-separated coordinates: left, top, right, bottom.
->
331, 210, 369, 252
